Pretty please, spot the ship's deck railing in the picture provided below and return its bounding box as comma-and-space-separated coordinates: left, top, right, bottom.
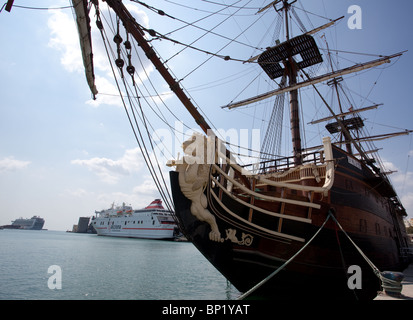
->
240, 149, 325, 176
206, 137, 335, 242
214, 137, 334, 195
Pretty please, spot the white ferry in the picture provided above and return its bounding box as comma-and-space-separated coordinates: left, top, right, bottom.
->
92, 199, 179, 240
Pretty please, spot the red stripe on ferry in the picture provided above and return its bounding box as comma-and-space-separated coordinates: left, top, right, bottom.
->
144, 199, 164, 209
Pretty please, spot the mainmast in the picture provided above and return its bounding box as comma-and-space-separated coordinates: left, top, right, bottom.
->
258, 0, 320, 166
287, 53, 302, 165
224, 1, 405, 171
281, 0, 302, 165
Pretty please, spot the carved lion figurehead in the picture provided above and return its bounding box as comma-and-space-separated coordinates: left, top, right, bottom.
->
182, 132, 213, 165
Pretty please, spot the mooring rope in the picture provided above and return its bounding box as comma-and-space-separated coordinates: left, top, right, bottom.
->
329, 213, 403, 295
237, 209, 403, 300
237, 210, 333, 300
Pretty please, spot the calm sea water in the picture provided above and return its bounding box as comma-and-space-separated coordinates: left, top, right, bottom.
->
0, 229, 240, 300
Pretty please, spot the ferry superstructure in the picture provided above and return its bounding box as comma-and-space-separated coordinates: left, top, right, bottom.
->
92, 199, 178, 240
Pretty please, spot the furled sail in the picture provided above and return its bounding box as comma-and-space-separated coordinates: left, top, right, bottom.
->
71, 0, 98, 98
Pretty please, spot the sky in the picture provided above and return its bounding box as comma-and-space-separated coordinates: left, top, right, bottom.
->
1, 0, 413, 231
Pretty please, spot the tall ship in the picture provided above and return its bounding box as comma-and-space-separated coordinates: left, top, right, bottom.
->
67, 0, 413, 299
92, 199, 179, 240
1, 216, 45, 230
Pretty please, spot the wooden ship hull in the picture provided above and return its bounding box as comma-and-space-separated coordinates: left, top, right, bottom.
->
170, 139, 411, 300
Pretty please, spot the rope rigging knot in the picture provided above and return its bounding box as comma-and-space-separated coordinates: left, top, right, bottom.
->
113, 34, 123, 44
115, 58, 124, 69
124, 34, 135, 84
126, 64, 135, 75
124, 40, 132, 50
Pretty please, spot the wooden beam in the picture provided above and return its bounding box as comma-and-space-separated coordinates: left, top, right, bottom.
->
223, 53, 403, 110
257, 0, 282, 14
5, 0, 15, 12
308, 104, 382, 125
306, 16, 345, 35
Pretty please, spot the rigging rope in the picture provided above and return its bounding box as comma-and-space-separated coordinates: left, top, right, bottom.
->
260, 77, 286, 160
164, 0, 259, 16
237, 209, 403, 300
237, 209, 334, 300
130, 0, 264, 65
179, 0, 266, 80
328, 213, 404, 296
94, 3, 175, 212
132, 0, 261, 51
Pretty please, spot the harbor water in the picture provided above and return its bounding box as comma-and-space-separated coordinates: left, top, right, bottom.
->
0, 229, 240, 300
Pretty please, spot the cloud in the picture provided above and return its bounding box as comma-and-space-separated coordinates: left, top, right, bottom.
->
381, 160, 398, 174
381, 157, 413, 218
62, 188, 89, 198
0, 157, 30, 173
62, 186, 159, 212
125, 3, 150, 28
95, 190, 154, 209
71, 148, 143, 184
132, 176, 160, 196
401, 193, 413, 213
47, 7, 113, 75
48, 10, 83, 73
85, 75, 123, 107
47, 5, 154, 108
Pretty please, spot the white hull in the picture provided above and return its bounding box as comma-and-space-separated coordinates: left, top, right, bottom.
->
94, 221, 176, 239
92, 200, 177, 240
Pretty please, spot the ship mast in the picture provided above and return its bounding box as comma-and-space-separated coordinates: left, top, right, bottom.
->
281, 0, 302, 165
224, 1, 404, 172
85, 0, 406, 173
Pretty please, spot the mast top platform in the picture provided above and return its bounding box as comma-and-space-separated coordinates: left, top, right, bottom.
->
325, 117, 365, 134
258, 34, 323, 80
